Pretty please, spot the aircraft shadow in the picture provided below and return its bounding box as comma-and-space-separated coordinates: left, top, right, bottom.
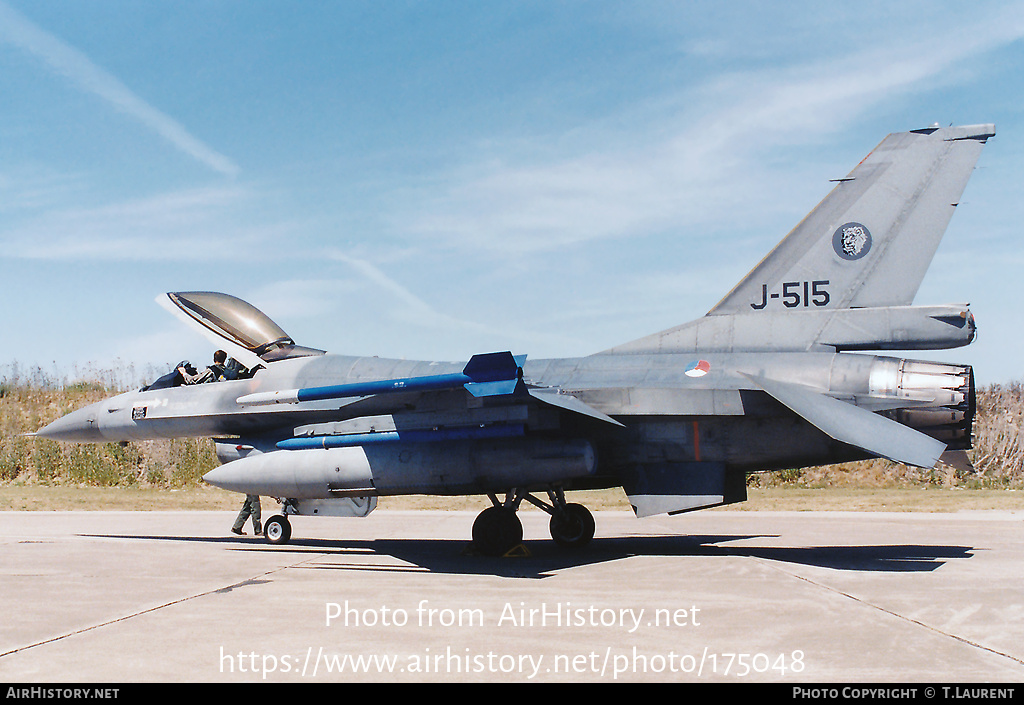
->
83, 533, 973, 579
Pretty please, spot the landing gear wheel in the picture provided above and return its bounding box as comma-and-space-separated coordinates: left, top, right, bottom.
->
264, 515, 291, 545
472, 506, 523, 556
549, 503, 595, 549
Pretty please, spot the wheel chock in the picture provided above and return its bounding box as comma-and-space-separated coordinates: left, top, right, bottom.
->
502, 543, 531, 558
461, 543, 532, 557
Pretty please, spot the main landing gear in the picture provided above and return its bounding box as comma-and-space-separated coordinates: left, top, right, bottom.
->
471, 487, 595, 556
257, 492, 595, 555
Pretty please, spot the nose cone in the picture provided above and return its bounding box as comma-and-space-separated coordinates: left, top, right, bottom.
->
36, 405, 103, 442
203, 454, 298, 496
204, 449, 349, 498
202, 463, 248, 493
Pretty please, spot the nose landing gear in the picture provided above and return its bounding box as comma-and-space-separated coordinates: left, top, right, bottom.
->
470, 487, 595, 556
263, 515, 292, 545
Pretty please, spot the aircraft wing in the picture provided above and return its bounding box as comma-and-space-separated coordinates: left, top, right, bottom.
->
231, 351, 625, 452
741, 373, 947, 468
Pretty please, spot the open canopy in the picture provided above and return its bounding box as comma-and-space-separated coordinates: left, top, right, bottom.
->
167, 291, 325, 362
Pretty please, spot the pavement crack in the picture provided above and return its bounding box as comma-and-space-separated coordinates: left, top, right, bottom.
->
0, 555, 320, 659
757, 557, 1024, 668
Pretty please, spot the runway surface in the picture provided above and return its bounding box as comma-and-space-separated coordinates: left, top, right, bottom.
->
1, 508, 1022, 683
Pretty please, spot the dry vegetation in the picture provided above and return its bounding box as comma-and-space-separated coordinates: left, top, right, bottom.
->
1, 363, 219, 490
746, 381, 1024, 491
1, 363, 1021, 511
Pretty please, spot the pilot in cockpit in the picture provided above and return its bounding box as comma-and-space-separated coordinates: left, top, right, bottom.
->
143, 349, 257, 391
178, 350, 228, 385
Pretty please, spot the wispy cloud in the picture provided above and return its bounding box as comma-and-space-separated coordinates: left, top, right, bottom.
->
236, 251, 578, 360
393, 7, 1024, 258
326, 250, 570, 347
329, 250, 452, 325
0, 1, 239, 177
0, 167, 87, 213
0, 185, 282, 260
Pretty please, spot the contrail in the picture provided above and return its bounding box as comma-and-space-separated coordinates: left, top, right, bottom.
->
0, 1, 239, 177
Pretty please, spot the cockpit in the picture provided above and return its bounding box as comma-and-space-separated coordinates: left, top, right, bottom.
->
144, 291, 326, 391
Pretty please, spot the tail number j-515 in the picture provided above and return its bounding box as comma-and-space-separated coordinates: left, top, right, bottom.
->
750, 281, 830, 310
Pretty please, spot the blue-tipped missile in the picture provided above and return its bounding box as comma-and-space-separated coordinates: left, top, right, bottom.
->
277, 423, 525, 450
237, 351, 525, 407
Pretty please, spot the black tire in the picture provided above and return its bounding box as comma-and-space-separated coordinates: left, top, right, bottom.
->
549, 503, 595, 549
472, 506, 523, 556
264, 515, 291, 545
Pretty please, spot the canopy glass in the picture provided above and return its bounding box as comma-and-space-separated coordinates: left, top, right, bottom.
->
167, 291, 325, 362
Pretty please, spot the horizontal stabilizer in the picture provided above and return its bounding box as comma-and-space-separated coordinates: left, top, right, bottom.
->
743, 374, 946, 468
237, 351, 524, 406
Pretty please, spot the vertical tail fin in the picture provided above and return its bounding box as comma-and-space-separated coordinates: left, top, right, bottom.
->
709, 124, 994, 315
604, 124, 993, 355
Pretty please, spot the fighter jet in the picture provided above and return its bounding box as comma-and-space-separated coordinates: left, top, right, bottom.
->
37, 123, 992, 556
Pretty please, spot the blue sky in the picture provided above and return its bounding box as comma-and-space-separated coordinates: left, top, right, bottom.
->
1, 1, 1022, 387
